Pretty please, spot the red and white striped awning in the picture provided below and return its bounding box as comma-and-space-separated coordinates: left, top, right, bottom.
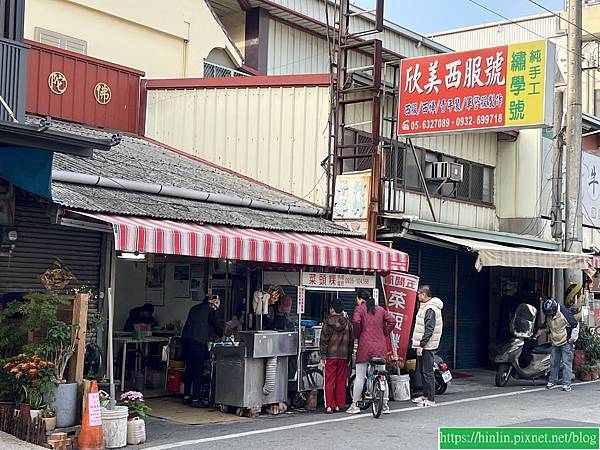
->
80, 213, 409, 272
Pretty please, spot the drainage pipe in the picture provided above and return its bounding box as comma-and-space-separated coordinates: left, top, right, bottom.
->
52, 170, 326, 217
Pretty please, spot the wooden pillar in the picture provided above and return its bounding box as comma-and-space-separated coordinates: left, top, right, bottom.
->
68, 292, 89, 383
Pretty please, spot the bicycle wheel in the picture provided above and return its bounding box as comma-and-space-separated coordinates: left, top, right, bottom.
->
304, 367, 323, 390
371, 378, 384, 418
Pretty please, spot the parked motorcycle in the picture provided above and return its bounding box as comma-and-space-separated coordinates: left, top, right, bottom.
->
433, 354, 452, 395
494, 303, 552, 387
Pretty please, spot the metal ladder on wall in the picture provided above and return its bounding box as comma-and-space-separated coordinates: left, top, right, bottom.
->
329, 0, 406, 240
381, 61, 407, 214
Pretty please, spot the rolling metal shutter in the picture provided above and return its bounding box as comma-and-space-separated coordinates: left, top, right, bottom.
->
456, 252, 490, 369
417, 243, 456, 369
0, 196, 103, 340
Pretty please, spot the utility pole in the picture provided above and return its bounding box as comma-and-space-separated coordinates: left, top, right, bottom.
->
551, 88, 565, 303
564, 0, 583, 290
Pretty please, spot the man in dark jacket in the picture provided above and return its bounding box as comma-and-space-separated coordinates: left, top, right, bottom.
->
320, 299, 353, 414
540, 298, 579, 392
181, 295, 223, 407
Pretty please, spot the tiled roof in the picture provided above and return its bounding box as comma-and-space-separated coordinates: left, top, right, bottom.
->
28, 116, 355, 236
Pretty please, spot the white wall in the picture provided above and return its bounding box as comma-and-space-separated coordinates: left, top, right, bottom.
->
25, 0, 242, 78
496, 129, 544, 220
114, 258, 205, 331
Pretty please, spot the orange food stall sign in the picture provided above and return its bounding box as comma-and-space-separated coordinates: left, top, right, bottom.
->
398, 40, 555, 137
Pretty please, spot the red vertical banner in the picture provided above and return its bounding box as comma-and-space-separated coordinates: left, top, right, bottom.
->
383, 272, 419, 366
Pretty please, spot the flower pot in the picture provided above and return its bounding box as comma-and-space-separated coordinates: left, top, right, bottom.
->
573, 350, 586, 371
19, 403, 31, 417
43, 417, 56, 432
49, 382, 78, 428
101, 406, 128, 448
29, 409, 42, 420
579, 371, 593, 382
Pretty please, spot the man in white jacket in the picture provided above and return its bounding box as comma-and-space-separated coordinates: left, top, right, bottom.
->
411, 285, 444, 407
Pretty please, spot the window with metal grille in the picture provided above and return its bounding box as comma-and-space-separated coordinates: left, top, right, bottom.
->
340, 129, 373, 173
340, 129, 494, 206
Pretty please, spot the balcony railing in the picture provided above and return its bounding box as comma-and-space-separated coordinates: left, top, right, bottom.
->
203, 60, 249, 78
0, 37, 27, 123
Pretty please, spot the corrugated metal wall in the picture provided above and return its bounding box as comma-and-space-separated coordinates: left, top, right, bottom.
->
394, 191, 497, 230
266, 18, 437, 76
0, 194, 104, 341
267, 19, 376, 75
267, 20, 329, 75
269, 0, 440, 58
26, 40, 142, 134
430, 14, 559, 51
0, 38, 27, 122
145, 85, 331, 206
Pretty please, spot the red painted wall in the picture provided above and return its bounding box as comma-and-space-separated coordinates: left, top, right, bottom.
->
25, 40, 144, 134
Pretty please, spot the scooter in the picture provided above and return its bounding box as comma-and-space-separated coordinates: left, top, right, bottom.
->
494, 303, 552, 387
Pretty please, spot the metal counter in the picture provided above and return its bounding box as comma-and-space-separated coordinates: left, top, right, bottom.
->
212, 331, 298, 409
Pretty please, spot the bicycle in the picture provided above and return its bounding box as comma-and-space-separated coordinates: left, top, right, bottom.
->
354, 357, 388, 418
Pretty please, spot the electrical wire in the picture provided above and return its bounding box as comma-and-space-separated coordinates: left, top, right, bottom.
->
465, 0, 600, 84
527, 0, 600, 45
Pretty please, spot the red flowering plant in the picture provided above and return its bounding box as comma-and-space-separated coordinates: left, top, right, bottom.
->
3, 354, 57, 409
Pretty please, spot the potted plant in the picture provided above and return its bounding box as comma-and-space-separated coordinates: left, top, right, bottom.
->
3, 355, 56, 418
20, 292, 79, 428
119, 391, 149, 445
118, 391, 151, 420
23, 385, 45, 419
42, 405, 56, 431
578, 363, 594, 382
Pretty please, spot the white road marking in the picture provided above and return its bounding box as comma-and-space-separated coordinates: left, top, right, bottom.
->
143, 380, 600, 449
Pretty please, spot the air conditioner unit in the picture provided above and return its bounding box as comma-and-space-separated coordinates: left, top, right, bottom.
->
427, 161, 449, 181
426, 162, 464, 182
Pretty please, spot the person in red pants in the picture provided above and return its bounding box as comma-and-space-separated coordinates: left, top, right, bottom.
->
320, 299, 354, 414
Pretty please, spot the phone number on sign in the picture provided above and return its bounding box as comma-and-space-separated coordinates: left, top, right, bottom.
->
402, 113, 504, 132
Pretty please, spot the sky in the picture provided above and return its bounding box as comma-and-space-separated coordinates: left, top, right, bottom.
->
353, 0, 565, 36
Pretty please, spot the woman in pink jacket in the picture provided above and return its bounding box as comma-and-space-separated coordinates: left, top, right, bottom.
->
347, 290, 396, 415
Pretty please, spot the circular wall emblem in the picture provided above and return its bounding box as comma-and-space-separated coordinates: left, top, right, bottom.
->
94, 82, 112, 105
48, 72, 68, 95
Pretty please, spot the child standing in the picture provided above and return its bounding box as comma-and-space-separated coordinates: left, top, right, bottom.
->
320, 299, 354, 414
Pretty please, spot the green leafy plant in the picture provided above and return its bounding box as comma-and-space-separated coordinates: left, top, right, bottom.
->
119, 391, 151, 419
0, 301, 27, 359
99, 390, 111, 409
21, 293, 77, 381
0, 359, 18, 402
42, 405, 56, 418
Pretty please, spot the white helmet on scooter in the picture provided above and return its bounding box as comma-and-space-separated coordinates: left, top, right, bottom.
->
542, 298, 558, 316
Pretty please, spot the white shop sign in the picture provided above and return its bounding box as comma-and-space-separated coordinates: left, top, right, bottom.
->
297, 286, 306, 314
300, 272, 376, 290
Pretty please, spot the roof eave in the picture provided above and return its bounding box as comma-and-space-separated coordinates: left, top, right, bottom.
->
381, 217, 560, 251
0, 119, 117, 157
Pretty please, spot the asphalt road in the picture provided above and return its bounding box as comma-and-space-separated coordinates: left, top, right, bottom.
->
137, 378, 600, 450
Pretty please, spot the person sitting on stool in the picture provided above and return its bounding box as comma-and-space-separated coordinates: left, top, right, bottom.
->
124, 303, 157, 332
